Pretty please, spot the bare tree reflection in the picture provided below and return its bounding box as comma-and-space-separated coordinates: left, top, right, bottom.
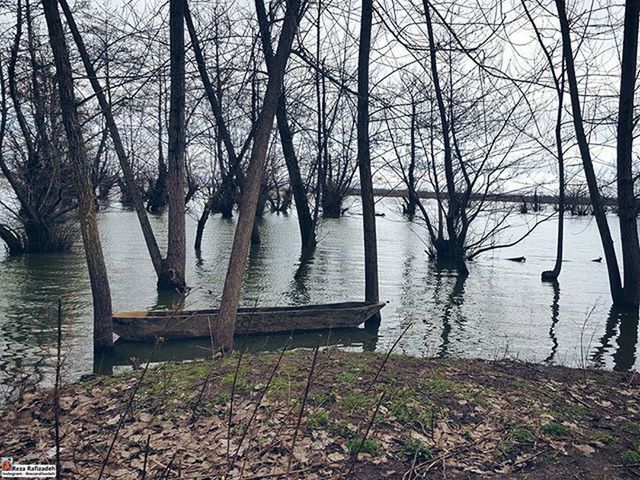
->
544, 281, 560, 364
592, 306, 638, 371
434, 270, 467, 358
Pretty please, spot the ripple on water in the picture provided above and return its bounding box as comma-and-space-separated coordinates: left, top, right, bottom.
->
0, 198, 637, 392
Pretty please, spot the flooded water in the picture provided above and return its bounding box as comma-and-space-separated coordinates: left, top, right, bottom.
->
0, 197, 638, 395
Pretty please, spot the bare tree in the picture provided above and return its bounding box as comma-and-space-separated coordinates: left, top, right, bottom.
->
215, 0, 305, 350
41, 0, 113, 349
357, 0, 380, 316
162, 0, 188, 290
255, 0, 316, 254
616, 0, 640, 307
554, 0, 623, 302
0, 0, 77, 254
521, 0, 567, 282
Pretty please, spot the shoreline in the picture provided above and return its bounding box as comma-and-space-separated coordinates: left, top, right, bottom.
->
1, 350, 639, 478
347, 188, 612, 207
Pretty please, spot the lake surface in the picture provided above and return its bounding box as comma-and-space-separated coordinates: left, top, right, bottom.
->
0, 197, 637, 397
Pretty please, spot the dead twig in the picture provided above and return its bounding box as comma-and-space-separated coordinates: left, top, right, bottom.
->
285, 343, 320, 478
227, 345, 246, 464
190, 368, 214, 423
347, 390, 385, 476
365, 323, 412, 393
54, 298, 62, 480
140, 434, 151, 480
228, 338, 291, 473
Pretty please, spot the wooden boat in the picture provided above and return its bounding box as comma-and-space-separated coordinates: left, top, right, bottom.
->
113, 301, 385, 342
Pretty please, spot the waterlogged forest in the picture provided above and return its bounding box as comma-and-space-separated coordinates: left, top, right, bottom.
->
0, 0, 640, 478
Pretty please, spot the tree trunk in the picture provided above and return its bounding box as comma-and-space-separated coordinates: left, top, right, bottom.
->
616, 0, 640, 308
276, 93, 316, 252
148, 79, 168, 212
194, 196, 214, 251
542, 74, 566, 282
215, 0, 302, 351
523, 0, 566, 282
555, 0, 623, 303
42, 0, 113, 350
59, 0, 165, 279
422, 0, 467, 276
405, 99, 418, 220
254, 0, 316, 253
357, 0, 380, 321
159, 0, 187, 290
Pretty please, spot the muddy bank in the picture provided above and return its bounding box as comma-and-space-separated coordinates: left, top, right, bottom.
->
1, 350, 639, 479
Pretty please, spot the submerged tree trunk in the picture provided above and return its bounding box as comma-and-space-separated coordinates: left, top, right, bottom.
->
555, 0, 623, 303
215, 0, 302, 351
159, 0, 187, 290
616, 0, 640, 307
404, 100, 418, 220
147, 82, 168, 212
251, 181, 269, 245
254, 0, 315, 253
541, 87, 565, 282
522, 0, 566, 282
357, 0, 380, 321
276, 94, 316, 252
42, 0, 113, 349
59, 0, 165, 280
423, 0, 468, 276
194, 196, 214, 252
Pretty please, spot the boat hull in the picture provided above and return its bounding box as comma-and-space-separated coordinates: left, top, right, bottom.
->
113, 301, 385, 342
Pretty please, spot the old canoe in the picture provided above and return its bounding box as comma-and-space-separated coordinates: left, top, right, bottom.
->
112, 301, 385, 342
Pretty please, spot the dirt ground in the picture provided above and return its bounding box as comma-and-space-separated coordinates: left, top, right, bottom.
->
1, 349, 639, 479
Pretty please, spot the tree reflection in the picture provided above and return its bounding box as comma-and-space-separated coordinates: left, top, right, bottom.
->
154, 288, 185, 310
592, 306, 638, 371
613, 310, 638, 371
288, 247, 315, 305
435, 271, 467, 358
544, 281, 560, 364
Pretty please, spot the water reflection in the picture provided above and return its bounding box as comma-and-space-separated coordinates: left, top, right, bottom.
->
0, 252, 88, 389
435, 271, 467, 358
96, 327, 380, 374
0, 198, 639, 389
154, 289, 187, 311
613, 310, 638, 371
592, 306, 639, 371
545, 282, 560, 364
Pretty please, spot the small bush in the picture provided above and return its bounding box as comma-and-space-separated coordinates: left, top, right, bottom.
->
341, 392, 375, 411
512, 428, 536, 445
592, 431, 614, 445
621, 420, 640, 434
620, 450, 640, 465
308, 410, 330, 429
335, 372, 357, 383
541, 422, 570, 437
401, 437, 432, 461
347, 437, 380, 455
